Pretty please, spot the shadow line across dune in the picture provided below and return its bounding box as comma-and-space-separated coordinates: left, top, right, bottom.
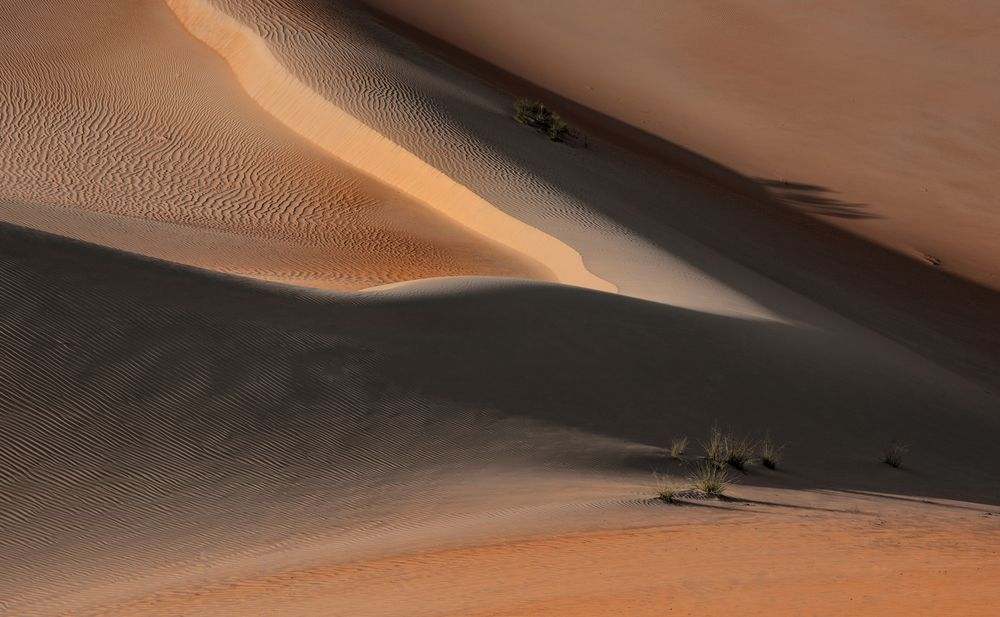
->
3, 222, 998, 508
3, 222, 999, 611
163, 0, 612, 293
358, 2, 1000, 389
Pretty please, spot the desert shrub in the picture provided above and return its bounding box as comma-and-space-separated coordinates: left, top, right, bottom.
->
670, 436, 689, 459
702, 426, 754, 471
514, 98, 545, 123
759, 433, 783, 470
703, 426, 726, 467
653, 472, 684, 503
724, 434, 755, 471
882, 441, 908, 468
546, 117, 569, 141
514, 99, 570, 141
688, 463, 733, 497
656, 485, 682, 504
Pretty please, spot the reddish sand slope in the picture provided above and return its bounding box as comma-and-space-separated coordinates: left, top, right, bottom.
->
89, 519, 1000, 617
365, 0, 1000, 290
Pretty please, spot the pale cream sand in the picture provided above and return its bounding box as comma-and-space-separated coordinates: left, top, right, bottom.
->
1, 1, 999, 616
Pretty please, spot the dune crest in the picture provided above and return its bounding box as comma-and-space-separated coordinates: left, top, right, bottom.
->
163, 0, 614, 293
4, 1, 1000, 615
363, 0, 1000, 290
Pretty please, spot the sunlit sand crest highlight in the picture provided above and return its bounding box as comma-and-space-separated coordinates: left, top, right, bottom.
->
164, 0, 615, 293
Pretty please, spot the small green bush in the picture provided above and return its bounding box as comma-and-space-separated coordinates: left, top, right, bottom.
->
514, 99, 542, 123
546, 117, 568, 140
514, 99, 570, 141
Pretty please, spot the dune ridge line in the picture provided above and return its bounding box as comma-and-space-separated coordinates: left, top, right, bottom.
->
162, 0, 615, 293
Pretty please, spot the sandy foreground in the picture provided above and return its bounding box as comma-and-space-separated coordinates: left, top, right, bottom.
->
4, 224, 1000, 616
1, 1, 1000, 616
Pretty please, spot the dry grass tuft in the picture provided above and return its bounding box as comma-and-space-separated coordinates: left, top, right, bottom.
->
759, 433, 783, 470
882, 441, 908, 468
688, 463, 733, 496
653, 472, 685, 503
703, 426, 755, 471
703, 426, 726, 467
670, 436, 689, 459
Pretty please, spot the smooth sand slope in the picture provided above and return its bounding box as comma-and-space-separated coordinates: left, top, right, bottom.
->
3, 224, 1000, 615
2, 0, 1000, 615
365, 0, 1000, 290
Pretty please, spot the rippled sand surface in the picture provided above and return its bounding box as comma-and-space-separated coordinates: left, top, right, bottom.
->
2, 1, 999, 616
4, 223, 1000, 616
0, 0, 575, 290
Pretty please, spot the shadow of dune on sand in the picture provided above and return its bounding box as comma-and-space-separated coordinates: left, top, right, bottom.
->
3, 223, 1000, 610
756, 178, 877, 220
4, 222, 999, 506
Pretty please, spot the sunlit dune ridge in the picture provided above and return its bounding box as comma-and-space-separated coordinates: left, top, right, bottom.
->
2, 0, 1000, 615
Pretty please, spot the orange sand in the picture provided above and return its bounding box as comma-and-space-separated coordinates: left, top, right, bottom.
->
1, 1, 999, 616
89, 517, 1000, 617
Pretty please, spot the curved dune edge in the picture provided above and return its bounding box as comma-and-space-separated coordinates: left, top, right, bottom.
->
162, 0, 614, 293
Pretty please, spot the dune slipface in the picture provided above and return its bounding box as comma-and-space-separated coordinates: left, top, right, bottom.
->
164, 0, 612, 292
2, 1, 1000, 616
3, 223, 1000, 615
365, 0, 1000, 291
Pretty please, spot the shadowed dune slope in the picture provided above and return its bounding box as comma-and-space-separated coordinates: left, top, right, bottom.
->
364, 0, 1000, 290
2, 224, 999, 614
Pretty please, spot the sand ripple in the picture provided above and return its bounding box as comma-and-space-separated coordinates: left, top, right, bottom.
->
0, 0, 566, 290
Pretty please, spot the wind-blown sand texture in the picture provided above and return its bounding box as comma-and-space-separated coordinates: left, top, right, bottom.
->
2, 1, 1000, 616
0, 0, 596, 290
367, 0, 1000, 291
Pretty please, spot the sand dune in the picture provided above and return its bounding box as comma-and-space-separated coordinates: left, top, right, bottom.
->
0, 0, 570, 290
181, 0, 1000, 383
165, 0, 610, 291
2, 0, 1000, 615
2, 223, 999, 615
365, 0, 1000, 290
